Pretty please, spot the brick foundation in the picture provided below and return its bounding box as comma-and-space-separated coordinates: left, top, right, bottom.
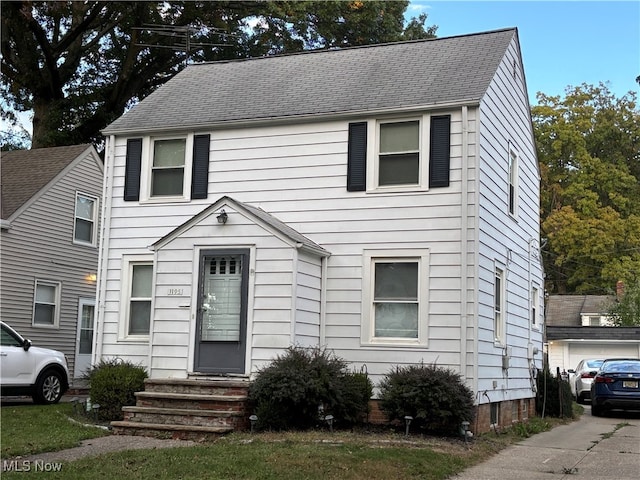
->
368, 397, 536, 434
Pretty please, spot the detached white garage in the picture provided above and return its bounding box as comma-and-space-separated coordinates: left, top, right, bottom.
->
545, 295, 640, 375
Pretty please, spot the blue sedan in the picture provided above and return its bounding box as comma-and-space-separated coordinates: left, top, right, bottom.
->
591, 358, 640, 416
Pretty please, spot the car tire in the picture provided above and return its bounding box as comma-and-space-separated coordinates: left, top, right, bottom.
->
591, 404, 603, 417
33, 369, 64, 404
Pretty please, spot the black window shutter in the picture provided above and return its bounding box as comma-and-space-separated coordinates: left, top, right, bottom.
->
429, 115, 451, 188
347, 122, 367, 191
124, 138, 143, 201
191, 134, 210, 199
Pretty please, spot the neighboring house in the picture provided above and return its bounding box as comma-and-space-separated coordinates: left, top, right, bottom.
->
97, 28, 544, 432
1, 145, 103, 380
545, 295, 640, 374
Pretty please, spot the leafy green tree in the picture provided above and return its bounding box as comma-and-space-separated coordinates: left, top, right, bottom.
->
608, 281, 640, 326
0, 1, 436, 149
533, 84, 640, 294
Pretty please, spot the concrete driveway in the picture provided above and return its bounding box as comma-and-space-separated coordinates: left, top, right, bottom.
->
452, 406, 640, 479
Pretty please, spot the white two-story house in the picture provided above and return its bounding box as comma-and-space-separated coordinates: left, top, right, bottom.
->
97, 28, 544, 432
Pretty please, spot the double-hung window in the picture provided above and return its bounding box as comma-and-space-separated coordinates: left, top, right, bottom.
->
74, 192, 98, 246
123, 134, 210, 202
120, 256, 153, 338
378, 120, 420, 186
347, 114, 451, 193
508, 145, 519, 216
494, 266, 505, 344
151, 138, 187, 197
362, 249, 429, 345
33, 280, 61, 327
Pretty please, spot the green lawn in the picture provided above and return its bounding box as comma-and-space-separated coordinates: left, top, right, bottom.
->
1, 402, 575, 480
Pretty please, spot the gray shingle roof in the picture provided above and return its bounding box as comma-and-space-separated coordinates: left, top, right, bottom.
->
104, 28, 517, 135
546, 295, 615, 327
1, 144, 94, 219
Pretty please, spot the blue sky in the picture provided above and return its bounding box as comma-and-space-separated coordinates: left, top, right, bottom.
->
407, 0, 640, 103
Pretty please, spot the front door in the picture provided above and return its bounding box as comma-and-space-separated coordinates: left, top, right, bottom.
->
195, 249, 249, 374
75, 298, 95, 378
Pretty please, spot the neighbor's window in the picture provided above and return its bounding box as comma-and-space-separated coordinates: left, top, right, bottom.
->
33, 280, 61, 327
378, 120, 420, 187
151, 138, 186, 197
127, 263, 153, 335
74, 192, 98, 246
494, 267, 505, 343
362, 250, 429, 345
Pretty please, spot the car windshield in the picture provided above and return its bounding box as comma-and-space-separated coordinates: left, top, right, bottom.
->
600, 360, 640, 373
584, 360, 604, 369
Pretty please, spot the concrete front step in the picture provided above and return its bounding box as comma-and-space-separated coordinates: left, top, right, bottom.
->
134, 391, 247, 411
111, 420, 233, 441
144, 378, 250, 396
122, 406, 245, 429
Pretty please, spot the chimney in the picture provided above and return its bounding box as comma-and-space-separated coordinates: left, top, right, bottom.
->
616, 280, 625, 299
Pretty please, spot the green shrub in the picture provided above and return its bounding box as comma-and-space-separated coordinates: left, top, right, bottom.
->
85, 358, 147, 421
378, 362, 475, 435
248, 346, 372, 430
535, 369, 574, 418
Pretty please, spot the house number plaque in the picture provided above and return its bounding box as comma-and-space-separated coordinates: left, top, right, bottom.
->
167, 288, 184, 296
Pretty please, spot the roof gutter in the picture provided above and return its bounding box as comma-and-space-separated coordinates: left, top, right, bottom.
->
102, 99, 482, 137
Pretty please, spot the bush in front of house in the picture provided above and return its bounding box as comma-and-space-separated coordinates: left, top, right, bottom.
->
85, 358, 148, 421
248, 346, 372, 430
535, 368, 574, 418
378, 362, 475, 435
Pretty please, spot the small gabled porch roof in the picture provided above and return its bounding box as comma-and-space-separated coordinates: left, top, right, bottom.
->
150, 196, 330, 258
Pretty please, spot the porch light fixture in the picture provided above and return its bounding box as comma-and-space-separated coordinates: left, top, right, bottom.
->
216, 209, 228, 224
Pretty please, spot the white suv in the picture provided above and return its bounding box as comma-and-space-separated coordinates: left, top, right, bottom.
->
0, 321, 70, 404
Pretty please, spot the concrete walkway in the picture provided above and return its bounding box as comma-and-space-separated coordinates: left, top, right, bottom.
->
451, 407, 640, 479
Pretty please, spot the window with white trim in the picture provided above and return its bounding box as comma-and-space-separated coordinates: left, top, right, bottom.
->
494, 266, 505, 344
33, 280, 61, 327
347, 114, 450, 193
120, 257, 153, 338
151, 138, 186, 197
508, 146, 519, 216
531, 286, 539, 326
378, 120, 420, 187
74, 192, 98, 246
362, 249, 429, 345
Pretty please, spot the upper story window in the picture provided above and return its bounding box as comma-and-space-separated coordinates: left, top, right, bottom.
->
74, 192, 98, 246
508, 145, 519, 217
33, 280, 61, 328
347, 114, 451, 193
124, 134, 210, 203
151, 139, 186, 197
378, 120, 420, 186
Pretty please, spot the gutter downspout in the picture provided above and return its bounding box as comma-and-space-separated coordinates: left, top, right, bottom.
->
94, 135, 115, 363
460, 106, 469, 383
320, 256, 328, 346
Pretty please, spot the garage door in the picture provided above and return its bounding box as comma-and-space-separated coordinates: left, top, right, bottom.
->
568, 343, 640, 371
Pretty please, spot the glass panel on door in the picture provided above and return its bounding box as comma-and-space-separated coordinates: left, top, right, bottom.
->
201, 256, 242, 342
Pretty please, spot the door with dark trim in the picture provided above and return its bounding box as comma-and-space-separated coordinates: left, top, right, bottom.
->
195, 249, 248, 374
